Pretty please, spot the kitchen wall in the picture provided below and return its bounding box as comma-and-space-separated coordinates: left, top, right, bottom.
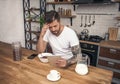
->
0, 0, 25, 46
0, 0, 120, 48
47, 2, 120, 40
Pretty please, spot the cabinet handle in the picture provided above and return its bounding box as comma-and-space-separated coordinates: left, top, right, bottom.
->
109, 49, 116, 54
81, 48, 95, 52
107, 61, 115, 66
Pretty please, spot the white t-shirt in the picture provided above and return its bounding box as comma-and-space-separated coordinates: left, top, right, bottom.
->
43, 26, 79, 60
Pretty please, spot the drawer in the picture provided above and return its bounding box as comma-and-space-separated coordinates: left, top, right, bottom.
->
98, 59, 120, 70
113, 72, 120, 79
99, 47, 120, 60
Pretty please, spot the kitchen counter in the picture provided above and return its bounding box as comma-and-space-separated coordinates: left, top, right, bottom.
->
100, 40, 120, 49
0, 41, 113, 84
80, 40, 100, 45
80, 40, 120, 49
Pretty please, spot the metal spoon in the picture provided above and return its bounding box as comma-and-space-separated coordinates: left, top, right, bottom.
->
88, 15, 91, 27
80, 15, 83, 27
92, 15, 95, 25
84, 15, 87, 27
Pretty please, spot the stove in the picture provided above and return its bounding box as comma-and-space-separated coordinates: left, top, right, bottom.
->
80, 42, 98, 66
79, 35, 103, 66
79, 35, 103, 43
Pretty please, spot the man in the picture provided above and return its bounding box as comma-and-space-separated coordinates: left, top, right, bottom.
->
37, 10, 82, 68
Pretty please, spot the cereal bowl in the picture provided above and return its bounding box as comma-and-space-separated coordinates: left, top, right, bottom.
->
38, 53, 53, 63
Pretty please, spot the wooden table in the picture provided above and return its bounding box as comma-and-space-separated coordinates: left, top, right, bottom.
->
0, 41, 113, 84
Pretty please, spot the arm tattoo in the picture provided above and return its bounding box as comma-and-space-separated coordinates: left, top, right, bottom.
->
71, 45, 81, 56
71, 45, 82, 60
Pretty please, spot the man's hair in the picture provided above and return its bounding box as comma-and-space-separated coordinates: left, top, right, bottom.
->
45, 10, 60, 23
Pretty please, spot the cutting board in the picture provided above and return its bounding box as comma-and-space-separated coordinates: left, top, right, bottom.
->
108, 27, 118, 41
117, 28, 120, 40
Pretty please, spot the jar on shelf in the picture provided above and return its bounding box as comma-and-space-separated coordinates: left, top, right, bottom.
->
66, 9, 71, 16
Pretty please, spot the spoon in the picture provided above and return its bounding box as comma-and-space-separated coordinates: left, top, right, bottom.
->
84, 15, 87, 27
87, 15, 91, 27
80, 15, 83, 27
92, 15, 95, 25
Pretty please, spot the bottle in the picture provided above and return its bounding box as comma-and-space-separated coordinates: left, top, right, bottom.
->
104, 33, 109, 41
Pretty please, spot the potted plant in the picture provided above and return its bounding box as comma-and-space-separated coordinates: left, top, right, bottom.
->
39, 15, 45, 30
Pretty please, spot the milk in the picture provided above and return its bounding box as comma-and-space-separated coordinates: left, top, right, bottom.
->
75, 64, 88, 75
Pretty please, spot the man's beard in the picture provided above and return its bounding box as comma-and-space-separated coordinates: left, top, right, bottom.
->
51, 26, 61, 36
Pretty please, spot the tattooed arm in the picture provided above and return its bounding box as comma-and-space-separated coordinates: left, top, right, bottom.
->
55, 45, 82, 68
66, 45, 82, 66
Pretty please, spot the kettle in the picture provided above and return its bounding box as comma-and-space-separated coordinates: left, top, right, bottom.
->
80, 29, 89, 40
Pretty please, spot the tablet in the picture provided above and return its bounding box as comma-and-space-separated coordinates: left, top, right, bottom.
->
47, 56, 61, 66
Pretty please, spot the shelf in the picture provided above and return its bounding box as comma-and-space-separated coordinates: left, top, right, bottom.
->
27, 40, 37, 44
25, 8, 40, 11
29, 8, 40, 11
115, 16, 120, 20
46, 1, 73, 4
31, 21, 40, 23
60, 15, 76, 18
25, 8, 40, 22
61, 15, 76, 26
27, 31, 40, 36
23, 0, 46, 50
26, 19, 40, 23
46, 1, 75, 10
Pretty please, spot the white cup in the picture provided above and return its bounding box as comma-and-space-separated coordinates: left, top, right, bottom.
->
49, 70, 60, 79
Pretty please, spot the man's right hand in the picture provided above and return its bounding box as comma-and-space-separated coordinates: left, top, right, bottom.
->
37, 24, 49, 53
40, 24, 49, 37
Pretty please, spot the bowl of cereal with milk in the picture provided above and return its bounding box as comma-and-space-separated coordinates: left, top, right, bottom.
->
38, 53, 53, 63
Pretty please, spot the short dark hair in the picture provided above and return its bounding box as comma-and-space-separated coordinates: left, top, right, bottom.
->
45, 10, 60, 23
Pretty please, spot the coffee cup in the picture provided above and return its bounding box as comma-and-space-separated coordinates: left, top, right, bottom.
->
49, 70, 60, 79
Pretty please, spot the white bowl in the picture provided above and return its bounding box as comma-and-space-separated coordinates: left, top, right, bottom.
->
38, 53, 53, 63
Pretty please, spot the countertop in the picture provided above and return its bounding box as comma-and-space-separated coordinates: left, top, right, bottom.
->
80, 40, 100, 45
100, 40, 120, 49
0, 41, 113, 84
80, 40, 120, 49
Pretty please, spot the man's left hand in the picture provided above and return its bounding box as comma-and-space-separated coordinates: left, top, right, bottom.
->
55, 58, 67, 68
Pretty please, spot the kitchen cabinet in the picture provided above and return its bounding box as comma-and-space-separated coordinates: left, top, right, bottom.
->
97, 41, 120, 84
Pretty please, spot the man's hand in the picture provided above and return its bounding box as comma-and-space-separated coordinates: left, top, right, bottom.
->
55, 58, 67, 68
40, 24, 49, 37
36, 24, 49, 53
